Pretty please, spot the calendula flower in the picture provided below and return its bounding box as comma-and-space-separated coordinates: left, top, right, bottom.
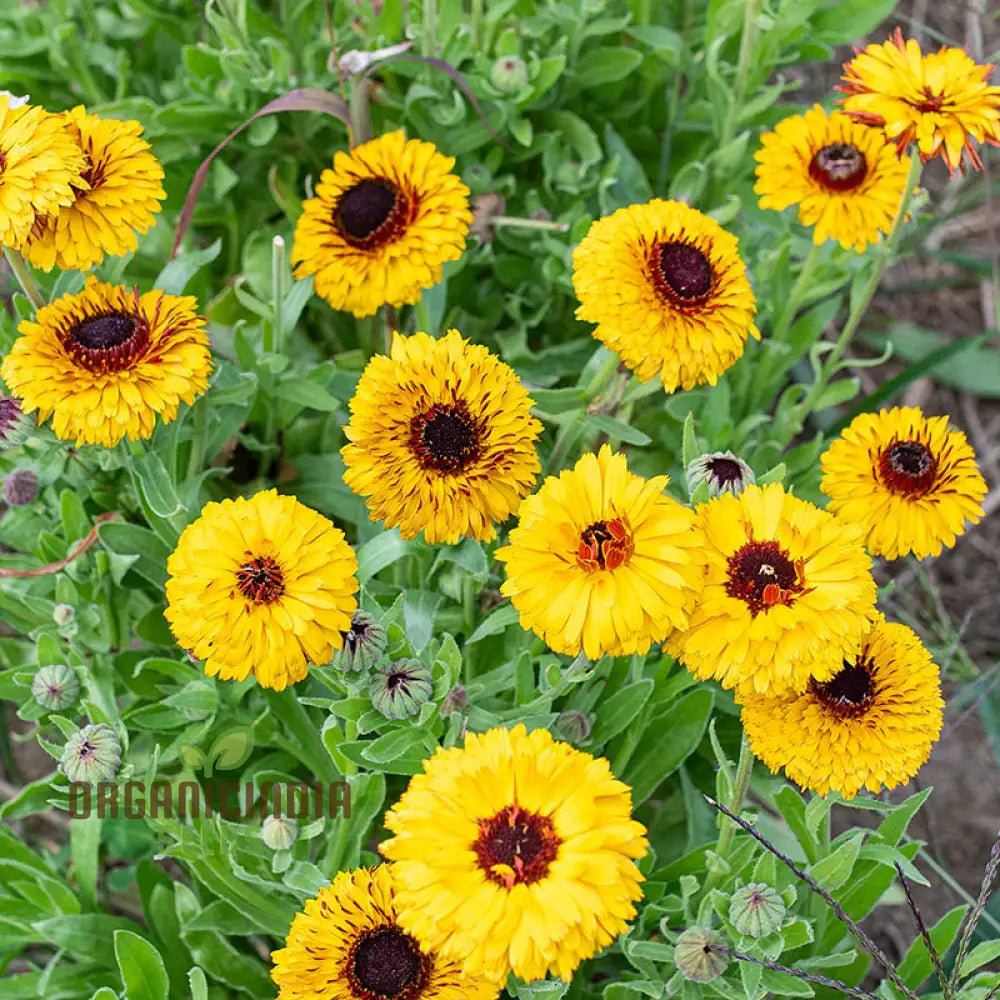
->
0, 394, 34, 449
685, 450, 755, 499
754, 105, 912, 252
495, 445, 703, 660
740, 617, 943, 799
0, 96, 86, 249
292, 131, 472, 317
381, 724, 648, 983
820, 406, 987, 560
60, 723, 121, 783
1, 278, 211, 448
572, 199, 758, 393
21, 106, 165, 271
838, 29, 1000, 174
667, 483, 877, 697
342, 330, 541, 544
31, 664, 80, 711
270, 866, 499, 1000
164, 490, 359, 692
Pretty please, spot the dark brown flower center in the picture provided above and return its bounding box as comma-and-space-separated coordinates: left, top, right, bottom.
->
911, 87, 945, 113
78, 740, 96, 760
335, 179, 411, 249
348, 926, 427, 1000
655, 242, 714, 301
577, 517, 634, 572
811, 660, 875, 718
473, 804, 561, 889
726, 540, 808, 615
64, 310, 149, 373
879, 440, 938, 496
707, 457, 743, 487
236, 555, 285, 605
408, 402, 480, 473
345, 621, 369, 653
809, 142, 868, 192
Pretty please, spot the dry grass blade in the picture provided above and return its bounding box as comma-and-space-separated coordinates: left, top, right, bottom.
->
894, 862, 948, 995
950, 829, 1000, 993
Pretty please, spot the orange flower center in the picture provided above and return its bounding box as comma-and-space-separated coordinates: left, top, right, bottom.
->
725, 540, 807, 615
236, 555, 285, 604
577, 516, 634, 572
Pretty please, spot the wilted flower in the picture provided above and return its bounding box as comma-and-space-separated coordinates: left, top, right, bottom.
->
262, 815, 298, 851
2, 468, 38, 506
686, 451, 755, 499
674, 927, 728, 982
729, 882, 786, 937
439, 683, 469, 716
491, 55, 529, 92
60, 723, 121, 783
554, 709, 593, 745
370, 659, 433, 720
0, 395, 34, 449
31, 664, 80, 710
334, 610, 387, 672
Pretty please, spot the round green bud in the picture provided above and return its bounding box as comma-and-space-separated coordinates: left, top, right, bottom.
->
370, 659, 433, 720
262, 815, 298, 851
440, 684, 468, 716
674, 927, 728, 983
554, 710, 592, 745
490, 55, 529, 92
3, 468, 38, 506
334, 611, 387, 672
31, 664, 80, 711
0, 395, 33, 450
685, 451, 755, 500
729, 882, 786, 937
60, 724, 121, 784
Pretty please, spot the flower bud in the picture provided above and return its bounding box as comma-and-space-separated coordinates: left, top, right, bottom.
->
554, 710, 592, 745
490, 55, 529, 92
729, 882, 786, 937
31, 664, 80, 710
3, 468, 38, 506
334, 611, 387, 672
262, 815, 298, 850
686, 451, 755, 499
60, 724, 121, 783
53, 604, 76, 628
674, 927, 728, 982
0, 395, 33, 449
440, 684, 468, 716
370, 659, 433, 720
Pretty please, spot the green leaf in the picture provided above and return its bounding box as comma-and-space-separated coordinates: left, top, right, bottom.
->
356, 530, 409, 583
187, 968, 209, 1000
810, 0, 898, 43
467, 604, 521, 644
579, 47, 643, 86
99, 521, 170, 589
33, 914, 143, 959
586, 414, 651, 446
897, 904, 968, 990
959, 939, 1000, 978
876, 787, 932, 847
59, 489, 90, 545
114, 929, 170, 1000
624, 689, 713, 803
809, 831, 865, 892
273, 377, 340, 412
591, 680, 654, 746
154, 239, 222, 295
70, 815, 101, 911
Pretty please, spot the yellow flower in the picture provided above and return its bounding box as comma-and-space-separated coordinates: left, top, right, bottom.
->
0, 276, 211, 447
838, 29, 1000, 174
754, 104, 912, 252
572, 199, 758, 393
740, 616, 943, 799
292, 131, 472, 318
270, 865, 499, 1000
0, 96, 86, 250
495, 445, 703, 659
820, 406, 987, 560
342, 330, 541, 544
666, 483, 877, 697
164, 490, 358, 691
381, 724, 648, 984
21, 106, 165, 271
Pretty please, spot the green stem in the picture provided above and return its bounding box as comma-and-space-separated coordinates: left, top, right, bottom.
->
798, 153, 922, 418
3, 247, 45, 311
718, 0, 759, 149
490, 215, 569, 232
771, 242, 823, 345
703, 735, 754, 895
422, 0, 437, 58
469, 0, 484, 49
265, 689, 337, 783
271, 234, 287, 358
348, 76, 372, 147
342, 719, 359, 777
186, 401, 208, 481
